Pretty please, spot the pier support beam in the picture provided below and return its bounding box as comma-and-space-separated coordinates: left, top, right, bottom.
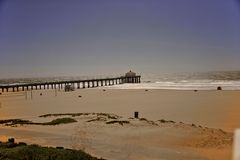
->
96, 81, 99, 87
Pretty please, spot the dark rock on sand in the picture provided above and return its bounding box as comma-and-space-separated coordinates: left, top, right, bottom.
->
217, 86, 222, 90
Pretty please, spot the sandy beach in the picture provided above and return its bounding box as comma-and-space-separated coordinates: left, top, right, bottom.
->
1, 0, 240, 159
0, 88, 239, 160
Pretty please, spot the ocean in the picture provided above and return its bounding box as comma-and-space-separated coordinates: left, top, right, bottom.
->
111, 71, 240, 90
0, 71, 240, 90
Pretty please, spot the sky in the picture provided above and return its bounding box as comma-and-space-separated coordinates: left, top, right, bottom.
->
0, 0, 240, 78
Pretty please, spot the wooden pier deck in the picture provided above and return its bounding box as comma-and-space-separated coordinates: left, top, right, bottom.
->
0, 75, 141, 92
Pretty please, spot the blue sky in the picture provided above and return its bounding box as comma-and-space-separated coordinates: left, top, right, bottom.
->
0, 0, 240, 78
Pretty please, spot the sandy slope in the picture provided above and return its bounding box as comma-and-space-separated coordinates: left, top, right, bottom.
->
0, 113, 233, 160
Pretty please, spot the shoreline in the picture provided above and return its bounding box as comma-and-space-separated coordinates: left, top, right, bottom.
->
1, 81, 240, 92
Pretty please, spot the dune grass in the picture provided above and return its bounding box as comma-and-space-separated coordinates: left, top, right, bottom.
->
39, 113, 120, 119
106, 120, 129, 125
43, 118, 77, 125
0, 118, 77, 126
0, 142, 104, 160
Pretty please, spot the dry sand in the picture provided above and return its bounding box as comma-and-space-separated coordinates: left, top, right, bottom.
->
0, 89, 240, 160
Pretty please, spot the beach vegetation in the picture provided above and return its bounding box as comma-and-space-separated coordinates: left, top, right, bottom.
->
158, 119, 176, 123
43, 118, 77, 125
0, 118, 77, 127
39, 113, 120, 119
0, 141, 104, 160
106, 120, 129, 125
139, 118, 158, 126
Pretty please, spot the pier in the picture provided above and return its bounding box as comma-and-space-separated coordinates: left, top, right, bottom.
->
0, 73, 141, 93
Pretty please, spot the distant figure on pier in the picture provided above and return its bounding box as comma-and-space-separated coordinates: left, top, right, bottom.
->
65, 84, 75, 92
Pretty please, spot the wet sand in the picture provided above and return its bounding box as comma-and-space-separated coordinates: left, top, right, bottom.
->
0, 89, 240, 159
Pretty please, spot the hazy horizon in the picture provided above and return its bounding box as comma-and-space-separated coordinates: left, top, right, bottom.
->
0, 0, 240, 78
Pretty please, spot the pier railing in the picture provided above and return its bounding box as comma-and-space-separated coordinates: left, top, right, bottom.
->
0, 75, 141, 92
